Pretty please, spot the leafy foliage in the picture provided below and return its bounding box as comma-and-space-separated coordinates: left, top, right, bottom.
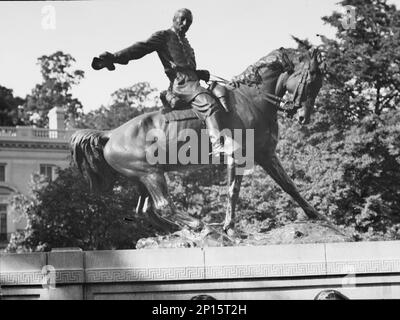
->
6, 167, 155, 252
23, 51, 84, 127
0, 85, 25, 126
167, 166, 227, 223
320, 0, 400, 122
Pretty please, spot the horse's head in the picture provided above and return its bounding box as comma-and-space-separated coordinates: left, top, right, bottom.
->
285, 47, 325, 124
230, 46, 326, 124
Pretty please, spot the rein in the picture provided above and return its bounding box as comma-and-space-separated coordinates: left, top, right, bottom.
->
263, 64, 310, 118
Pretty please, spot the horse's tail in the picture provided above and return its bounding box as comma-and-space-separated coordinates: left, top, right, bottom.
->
70, 129, 117, 193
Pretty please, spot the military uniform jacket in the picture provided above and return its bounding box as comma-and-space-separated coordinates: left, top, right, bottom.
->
114, 28, 204, 101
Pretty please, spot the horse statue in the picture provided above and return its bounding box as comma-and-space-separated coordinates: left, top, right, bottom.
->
70, 45, 331, 238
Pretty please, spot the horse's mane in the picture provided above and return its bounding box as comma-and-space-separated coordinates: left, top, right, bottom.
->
232, 48, 298, 86
285, 48, 310, 65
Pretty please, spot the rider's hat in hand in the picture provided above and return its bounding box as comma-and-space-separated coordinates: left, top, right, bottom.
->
91, 51, 116, 71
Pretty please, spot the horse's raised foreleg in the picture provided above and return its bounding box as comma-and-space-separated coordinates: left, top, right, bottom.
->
223, 159, 243, 236
140, 172, 202, 231
256, 153, 328, 221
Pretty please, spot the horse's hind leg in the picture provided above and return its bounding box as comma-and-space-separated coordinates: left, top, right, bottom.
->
134, 181, 177, 232
256, 153, 328, 221
140, 172, 202, 231
135, 182, 149, 214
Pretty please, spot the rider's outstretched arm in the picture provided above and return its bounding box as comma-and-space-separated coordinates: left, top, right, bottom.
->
113, 30, 166, 64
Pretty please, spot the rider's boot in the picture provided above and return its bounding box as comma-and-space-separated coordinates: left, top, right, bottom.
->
209, 82, 230, 113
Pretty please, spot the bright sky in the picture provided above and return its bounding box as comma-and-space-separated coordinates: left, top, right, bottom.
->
1, 0, 399, 113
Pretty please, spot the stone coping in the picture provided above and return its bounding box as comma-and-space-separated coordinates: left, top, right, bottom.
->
1, 241, 400, 285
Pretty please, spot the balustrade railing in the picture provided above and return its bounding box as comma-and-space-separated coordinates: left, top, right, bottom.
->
0, 126, 75, 141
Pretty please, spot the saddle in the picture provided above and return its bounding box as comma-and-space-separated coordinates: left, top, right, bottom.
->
160, 81, 230, 119
161, 108, 207, 141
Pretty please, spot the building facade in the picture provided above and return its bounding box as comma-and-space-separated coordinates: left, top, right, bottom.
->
0, 107, 75, 249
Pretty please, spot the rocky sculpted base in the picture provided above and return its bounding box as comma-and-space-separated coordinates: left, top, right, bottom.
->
136, 221, 351, 249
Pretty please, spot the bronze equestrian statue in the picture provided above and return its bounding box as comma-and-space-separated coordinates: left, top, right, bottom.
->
73, 8, 332, 237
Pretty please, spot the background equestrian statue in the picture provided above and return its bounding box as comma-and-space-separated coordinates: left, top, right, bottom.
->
92, 8, 233, 157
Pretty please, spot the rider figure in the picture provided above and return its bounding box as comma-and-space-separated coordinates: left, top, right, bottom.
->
95, 8, 232, 157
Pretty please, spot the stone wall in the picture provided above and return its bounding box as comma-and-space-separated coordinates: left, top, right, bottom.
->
2, 241, 400, 300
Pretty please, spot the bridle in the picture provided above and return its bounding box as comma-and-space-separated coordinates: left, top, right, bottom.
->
211, 52, 316, 119
262, 61, 312, 118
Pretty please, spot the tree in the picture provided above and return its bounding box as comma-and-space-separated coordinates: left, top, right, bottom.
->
319, 0, 400, 125
24, 51, 84, 127
6, 167, 157, 252
167, 166, 227, 223
0, 85, 25, 126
